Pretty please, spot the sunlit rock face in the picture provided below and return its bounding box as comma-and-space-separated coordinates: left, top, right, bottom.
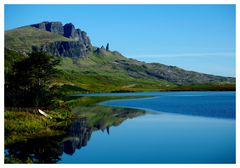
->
31, 21, 92, 58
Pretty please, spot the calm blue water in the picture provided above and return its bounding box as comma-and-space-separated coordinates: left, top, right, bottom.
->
100, 91, 235, 119
6, 91, 235, 163
60, 114, 235, 163
60, 91, 235, 163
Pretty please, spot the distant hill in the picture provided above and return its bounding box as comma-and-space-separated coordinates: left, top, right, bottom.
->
5, 21, 235, 93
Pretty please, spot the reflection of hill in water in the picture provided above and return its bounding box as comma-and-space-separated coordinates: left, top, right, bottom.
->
63, 119, 92, 155
5, 106, 146, 163
63, 106, 145, 155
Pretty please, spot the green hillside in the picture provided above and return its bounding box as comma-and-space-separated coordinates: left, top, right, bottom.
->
4, 23, 236, 93
5, 48, 235, 94
5, 26, 74, 53
52, 50, 234, 93
55, 51, 176, 93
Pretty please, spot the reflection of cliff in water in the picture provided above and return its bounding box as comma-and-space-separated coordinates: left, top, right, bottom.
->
62, 106, 146, 155
5, 106, 146, 163
63, 119, 93, 155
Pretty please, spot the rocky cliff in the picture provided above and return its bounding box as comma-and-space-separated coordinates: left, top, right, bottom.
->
31, 21, 92, 57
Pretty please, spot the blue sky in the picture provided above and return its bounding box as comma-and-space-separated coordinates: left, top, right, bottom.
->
5, 5, 236, 77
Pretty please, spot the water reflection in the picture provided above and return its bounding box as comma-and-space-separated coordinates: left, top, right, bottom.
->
5, 106, 146, 163
62, 119, 91, 155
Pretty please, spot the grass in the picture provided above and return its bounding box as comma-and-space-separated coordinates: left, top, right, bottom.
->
54, 52, 177, 93
172, 83, 236, 91
5, 26, 73, 53
4, 109, 65, 145
54, 52, 235, 93
4, 95, 148, 146
62, 95, 148, 107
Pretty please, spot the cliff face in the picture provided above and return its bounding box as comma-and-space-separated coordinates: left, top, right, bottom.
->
31, 21, 65, 35
31, 21, 92, 58
33, 41, 90, 58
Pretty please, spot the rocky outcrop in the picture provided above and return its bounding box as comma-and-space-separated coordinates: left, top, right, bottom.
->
31, 21, 92, 57
81, 31, 91, 48
31, 21, 64, 36
63, 23, 78, 39
112, 59, 235, 85
106, 43, 109, 51
146, 63, 235, 85
95, 44, 111, 55
95, 47, 107, 56
33, 41, 90, 58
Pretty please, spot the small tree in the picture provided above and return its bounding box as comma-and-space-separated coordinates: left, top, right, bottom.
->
5, 51, 60, 107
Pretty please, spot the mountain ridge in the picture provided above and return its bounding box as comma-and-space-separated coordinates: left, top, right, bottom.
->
5, 21, 235, 92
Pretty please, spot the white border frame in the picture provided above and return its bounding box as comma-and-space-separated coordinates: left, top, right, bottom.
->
1, 1, 239, 168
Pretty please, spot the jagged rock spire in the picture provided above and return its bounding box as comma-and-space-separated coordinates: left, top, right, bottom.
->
106, 43, 109, 51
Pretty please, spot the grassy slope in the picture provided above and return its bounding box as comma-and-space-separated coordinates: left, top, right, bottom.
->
4, 110, 65, 145
5, 26, 235, 93
56, 51, 235, 93
5, 48, 235, 94
5, 26, 74, 53
56, 52, 176, 93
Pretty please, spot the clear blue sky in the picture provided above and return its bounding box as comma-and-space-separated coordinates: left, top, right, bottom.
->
5, 4, 236, 77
